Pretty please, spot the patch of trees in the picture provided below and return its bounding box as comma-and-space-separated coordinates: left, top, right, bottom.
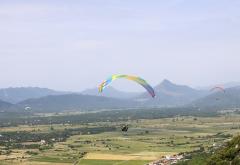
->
0, 107, 219, 127
0, 126, 116, 149
207, 135, 240, 165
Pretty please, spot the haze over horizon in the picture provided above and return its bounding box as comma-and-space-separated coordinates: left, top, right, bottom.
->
1, 0, 240, 92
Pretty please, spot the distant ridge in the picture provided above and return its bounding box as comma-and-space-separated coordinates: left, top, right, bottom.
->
196, 81, 240, 90
15, 94, 137, 112
82, 86, 139, 99
136, 79, 207, 106
0, 99, 12, 110
191, 86, 240, 109
0, 87, 70, 103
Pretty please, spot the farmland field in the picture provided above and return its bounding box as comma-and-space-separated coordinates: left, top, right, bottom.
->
0, 113, 239, 165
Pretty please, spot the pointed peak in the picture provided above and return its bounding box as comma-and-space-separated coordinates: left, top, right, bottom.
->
161, 79, 173, 85
158, 79, 176, 88
153, 79, 176, 90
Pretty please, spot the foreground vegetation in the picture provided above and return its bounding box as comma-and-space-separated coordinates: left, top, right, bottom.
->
177, 135, 240, 165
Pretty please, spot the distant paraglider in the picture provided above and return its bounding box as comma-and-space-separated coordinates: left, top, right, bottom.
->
210, 86, 225, 101
98, 74, 155, 98
24, 106, 31, 111
210, 86, 226, 93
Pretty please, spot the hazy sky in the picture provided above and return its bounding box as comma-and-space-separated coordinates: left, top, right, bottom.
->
0, 0, 240, 92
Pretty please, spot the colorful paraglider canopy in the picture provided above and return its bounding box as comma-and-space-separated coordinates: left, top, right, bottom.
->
210, 86, 226, 93
98, 74, 155, 98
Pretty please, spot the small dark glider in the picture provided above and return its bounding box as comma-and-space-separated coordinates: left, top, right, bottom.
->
121, 125, 129, 132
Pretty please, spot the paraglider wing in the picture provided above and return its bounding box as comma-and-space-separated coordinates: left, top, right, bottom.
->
210, 86, 226, 93
98, 74, 155, 98
210, 86, 225, 101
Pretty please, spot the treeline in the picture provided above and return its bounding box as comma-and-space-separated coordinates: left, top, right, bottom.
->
0, 107, 219, 127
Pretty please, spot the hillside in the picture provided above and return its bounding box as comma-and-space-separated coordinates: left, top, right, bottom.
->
16, 94, 137, 112
82, 86, 139, 99
0, 99, 12, 110
0, 87, 70, 103
207, 135, 240, 164
136, 79, 207, 106
191, 86, 240, 110
178, 135, 240, 165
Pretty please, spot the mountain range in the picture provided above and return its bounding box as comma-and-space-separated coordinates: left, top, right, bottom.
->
0, 80, 240, 113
